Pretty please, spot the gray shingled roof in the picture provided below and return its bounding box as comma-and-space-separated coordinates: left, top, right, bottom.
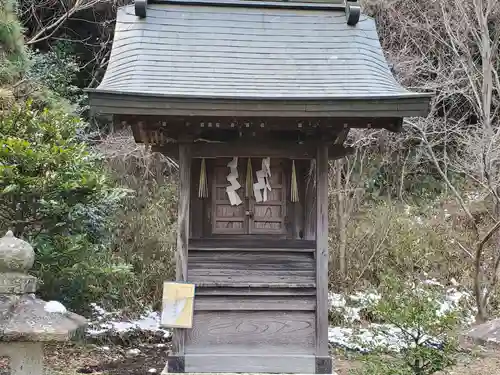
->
88, 0, 431, 117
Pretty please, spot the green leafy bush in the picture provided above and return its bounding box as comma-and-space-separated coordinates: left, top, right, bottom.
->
0, 0, 29, 83
25, 44, 88, 114
351, 275, 460, 375
0, 102, 132, 311
34, 234, 134, 310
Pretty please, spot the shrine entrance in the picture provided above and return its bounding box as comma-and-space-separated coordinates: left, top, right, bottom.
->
88, 0, 432, 372
212, 157, 287, 236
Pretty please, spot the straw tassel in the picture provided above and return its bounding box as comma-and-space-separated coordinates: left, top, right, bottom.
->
198, 158, 208, 198
291, 160, 299, 202
245, 158, 253, 198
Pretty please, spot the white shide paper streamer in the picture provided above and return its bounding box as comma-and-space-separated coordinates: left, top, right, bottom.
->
253, 157, 272, 202
226, 157, 242, 206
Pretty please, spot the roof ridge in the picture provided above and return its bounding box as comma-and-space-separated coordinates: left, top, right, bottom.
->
135, 0, 361, 25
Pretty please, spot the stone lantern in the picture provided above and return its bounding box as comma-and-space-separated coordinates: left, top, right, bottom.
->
0, 231, 87, 375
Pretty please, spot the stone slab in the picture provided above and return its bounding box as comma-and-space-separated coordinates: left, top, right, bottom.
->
0, 273, 37, 294
465, 318, 500, 347
0, 294, 86, 341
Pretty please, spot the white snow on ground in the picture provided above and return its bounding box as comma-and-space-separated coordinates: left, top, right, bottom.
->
329, 293, 346, 308
44, 301, 68, 313
87, 303, 171, 338
329, 289, 381, 323
328, 325, 406, 353
85, 281, 474, 353
328, 280, 475, 352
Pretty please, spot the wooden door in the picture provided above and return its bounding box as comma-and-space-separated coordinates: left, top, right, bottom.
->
212, 158, 247, 234
211, 158, 287, 235
249, 158, 286, 234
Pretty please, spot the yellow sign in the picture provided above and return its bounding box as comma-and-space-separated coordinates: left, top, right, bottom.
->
160, 282, 195, 329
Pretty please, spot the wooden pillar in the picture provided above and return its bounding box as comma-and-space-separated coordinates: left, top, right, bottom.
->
315, 143, 332, 374
304, 159, 316, 240
170, 143, 191, 372
176, 143, 191, 283
190, 158, 203, 239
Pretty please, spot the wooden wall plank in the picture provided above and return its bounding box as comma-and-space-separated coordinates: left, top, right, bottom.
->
315, 143, 329, 358
185, 354, 315, 373
187, 243, 317, 284
192, 281, 316, 288
155, 142, 351, 160
189, 250, 314, 263
191, 141, 318, 159
189, 246, 314, 252
188, 274, 315, 284
194, 295, 316, 311
189, 269, 314, 277
195, 287, 316, 296
173, 143, 191, 357
189, 261, 314, 270
189, 238, 315, 250
154, 143, 354, 161
185, 311, 315, 355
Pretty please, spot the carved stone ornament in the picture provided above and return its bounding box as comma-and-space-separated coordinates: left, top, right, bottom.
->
0, 232, 87, 375
345, 0, 361, 26
0, 231, 35, 273
135, 0, 148, 18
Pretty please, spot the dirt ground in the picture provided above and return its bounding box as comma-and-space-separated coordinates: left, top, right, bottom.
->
2, 341, 500, 375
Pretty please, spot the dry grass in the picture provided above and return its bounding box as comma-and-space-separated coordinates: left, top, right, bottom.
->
96, 129, 179, 309
328, 200, 475, 293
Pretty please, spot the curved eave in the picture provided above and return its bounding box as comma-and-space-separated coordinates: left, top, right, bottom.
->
89, 1, 433, 120
87, 89, 432, 118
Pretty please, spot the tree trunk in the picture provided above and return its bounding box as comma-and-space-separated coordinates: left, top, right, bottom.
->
475, 241, 488, 323
335, 159, 347, 278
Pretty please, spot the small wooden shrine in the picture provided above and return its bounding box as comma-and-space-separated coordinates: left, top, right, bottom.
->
88, 0, 431, 373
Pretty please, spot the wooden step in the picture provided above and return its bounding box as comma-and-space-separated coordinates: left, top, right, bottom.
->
194, 295, 316, 311
189, 246, 315, 252
184, 354, 315, 373
188, 238, 315, 252
189, 251, 313, 263
195, 285, 316, 295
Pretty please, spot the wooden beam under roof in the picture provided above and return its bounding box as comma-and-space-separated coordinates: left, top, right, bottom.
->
150, 141, 353, 160
113, 116, 403, 146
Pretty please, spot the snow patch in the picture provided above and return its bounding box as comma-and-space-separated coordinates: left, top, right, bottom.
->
87, 304, 171, 338
44, 301, 67, 314
126, 348, 141, 357
328, 325, 406, 352
329, 293, 346, 309
328, 280, 475, 352
329, 290, 381, 323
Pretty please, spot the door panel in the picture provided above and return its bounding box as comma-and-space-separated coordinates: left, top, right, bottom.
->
211, 158, 287, 235
212, 160, 246, 234
250, 159, 286, 235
